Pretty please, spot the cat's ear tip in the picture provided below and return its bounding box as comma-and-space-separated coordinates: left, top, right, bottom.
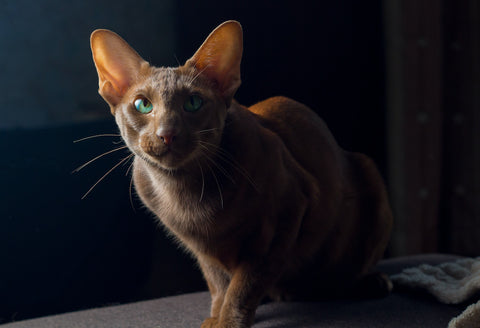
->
90, 29, 117, 43
218, 20, 243, 34
222, 20, 242, 27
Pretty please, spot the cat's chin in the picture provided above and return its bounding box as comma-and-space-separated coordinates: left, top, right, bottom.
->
139, 151, 193, 172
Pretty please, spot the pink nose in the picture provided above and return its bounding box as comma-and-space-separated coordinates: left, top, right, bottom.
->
156, 127, 177, 146
160, 134, 175, 145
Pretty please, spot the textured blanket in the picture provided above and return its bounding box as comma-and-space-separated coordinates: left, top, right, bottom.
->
391, 257, 480, 328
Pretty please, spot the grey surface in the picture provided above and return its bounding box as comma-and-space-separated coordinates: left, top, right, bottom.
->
2, 293, 209, 328
1, 254, 467, 328
0, 291, 465, 328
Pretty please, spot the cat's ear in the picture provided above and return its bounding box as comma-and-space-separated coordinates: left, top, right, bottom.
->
90, 29, 148, 109
186, 21, 243, 105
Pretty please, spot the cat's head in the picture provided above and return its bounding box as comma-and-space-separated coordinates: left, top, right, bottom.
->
90, 21, 243, 171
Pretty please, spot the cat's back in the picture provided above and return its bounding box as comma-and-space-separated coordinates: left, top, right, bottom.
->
248, 96, 345, 184
248, 96, 392, 282
248, 96, 333, 141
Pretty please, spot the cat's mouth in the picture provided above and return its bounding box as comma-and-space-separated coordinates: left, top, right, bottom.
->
139, 143, 192, 170
145, 146, 176, 160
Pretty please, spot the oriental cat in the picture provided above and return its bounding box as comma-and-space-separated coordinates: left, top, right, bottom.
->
90, 21, 393, 328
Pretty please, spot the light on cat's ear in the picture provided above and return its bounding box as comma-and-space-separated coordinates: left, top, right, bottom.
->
183, 95, 203, 112
185, 20, 243, 105
90, 29, 148, 109
134, 96, 154, 114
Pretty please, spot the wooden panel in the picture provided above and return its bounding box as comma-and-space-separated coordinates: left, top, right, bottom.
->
441, 0, 480, 255
385, 0, 443, 255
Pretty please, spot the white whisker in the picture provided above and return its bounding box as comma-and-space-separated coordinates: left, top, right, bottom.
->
125, 159, 135, 176
196, 160, 205, 203
129, 170, 136, 213
173, 53, 181, 67
206, 162, 223, 209
198, 140, 259, 191
188, 65, 209, 86
73, 134, 121, 143
198, 144, 236, 184
72, 146, 129, 173
81, 153, 134, 200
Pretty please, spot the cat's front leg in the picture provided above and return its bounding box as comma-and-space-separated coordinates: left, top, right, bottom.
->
212, 262, 278, 328
198, 259, 230, 323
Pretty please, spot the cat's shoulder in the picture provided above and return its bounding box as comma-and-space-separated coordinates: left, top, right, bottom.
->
247, 96, 321, 124
248, 96, 305, 115
246, 96, 328, 133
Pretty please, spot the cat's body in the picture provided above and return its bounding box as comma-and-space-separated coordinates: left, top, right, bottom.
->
91, 21, 393, 328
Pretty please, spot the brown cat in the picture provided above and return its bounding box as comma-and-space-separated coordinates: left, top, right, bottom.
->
90, 20, 393, 328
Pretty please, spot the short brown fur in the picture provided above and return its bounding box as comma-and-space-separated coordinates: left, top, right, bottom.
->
90, 21, 393, 328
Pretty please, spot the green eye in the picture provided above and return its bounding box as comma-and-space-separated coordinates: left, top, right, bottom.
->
134, 97, 153, 114
183, 95, 203, 112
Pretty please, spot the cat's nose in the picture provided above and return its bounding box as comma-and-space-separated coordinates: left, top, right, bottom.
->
160, 134, 175, 145
156, 127, 177, 146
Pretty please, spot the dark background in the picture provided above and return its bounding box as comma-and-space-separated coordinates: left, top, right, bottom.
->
1, 0, 478, 325
175, 0, 386, 172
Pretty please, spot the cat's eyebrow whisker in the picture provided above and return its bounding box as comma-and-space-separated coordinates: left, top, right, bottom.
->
72, 146, 129, 173
173, 53, 181, 67
188, 65, 209, 86
185, 68, 196, 85
81, 153, 135, 200
73, 134, 121, 143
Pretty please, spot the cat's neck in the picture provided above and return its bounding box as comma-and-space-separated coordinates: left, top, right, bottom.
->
131, 102, 259, 246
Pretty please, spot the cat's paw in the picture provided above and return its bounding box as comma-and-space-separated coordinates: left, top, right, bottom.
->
201, 317, 219, 328
353, 272, 393, 299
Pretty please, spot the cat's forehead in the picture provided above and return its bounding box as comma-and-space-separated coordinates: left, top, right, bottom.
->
144, 66, 198, 91
131, 66, 214, 106
131, 65, 215, 106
